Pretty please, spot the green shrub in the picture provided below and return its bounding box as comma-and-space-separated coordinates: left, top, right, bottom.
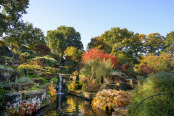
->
33, 56, 58, 67
21, 47, 36, 58
0, 80, 13, 87
19, 52, 32, 62
43, 66, 59, 74
1, 56, 14, 61
60, 66, 70, 74
50, 76, 58, 84
80, 58, 114, 84
50, 53, 60, 61
18, 64, 42, 69
0, 65, 14, 73
28, 73, 40, 78
28, 74, 48, 84
39, 77, 48, 84
14, 76, 33, 83
127, 72, 174, 116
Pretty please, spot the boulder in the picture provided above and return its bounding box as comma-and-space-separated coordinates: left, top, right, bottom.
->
3, 89, 46, 109
12, 82, 37, 91
32, 78, 44, 85
99, 84, 119, 91
0, 67, 12, 81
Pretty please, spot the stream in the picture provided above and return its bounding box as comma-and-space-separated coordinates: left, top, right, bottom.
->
33, 94, 112, 116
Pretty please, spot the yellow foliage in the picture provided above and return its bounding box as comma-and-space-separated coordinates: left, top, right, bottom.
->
64, 46, 77, 59
68, 83, 78, 91
92, 89, 130, 111
18, 63, 42, 69
48, 85, 57, 96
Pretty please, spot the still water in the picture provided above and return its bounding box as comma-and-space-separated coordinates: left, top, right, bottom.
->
33, 94, 112, 116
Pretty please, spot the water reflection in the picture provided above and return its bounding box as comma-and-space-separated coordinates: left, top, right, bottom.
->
33, 94, 112, 116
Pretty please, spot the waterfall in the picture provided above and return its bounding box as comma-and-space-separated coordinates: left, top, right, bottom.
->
57, 74, 64, 94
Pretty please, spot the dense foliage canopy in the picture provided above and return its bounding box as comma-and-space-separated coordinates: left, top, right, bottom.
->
3, 22, 45, 48
45, 26, 83, 56
134, 52, 174, 76
0, 0, 29, 36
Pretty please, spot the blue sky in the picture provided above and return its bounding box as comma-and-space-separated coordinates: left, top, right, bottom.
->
22, 0, 174, 50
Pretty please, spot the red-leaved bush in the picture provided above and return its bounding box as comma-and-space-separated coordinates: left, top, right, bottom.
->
35, 44, 51, 55
122, 64, 129, 71
82, 48, 118, 68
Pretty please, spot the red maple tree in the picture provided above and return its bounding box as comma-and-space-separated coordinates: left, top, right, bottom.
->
82, 48, 118, 68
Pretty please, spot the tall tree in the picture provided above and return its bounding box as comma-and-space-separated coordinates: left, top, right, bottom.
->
101, 27, 143, 64
165, 31, 174, 55
3, 22, 45, 48
0, 0, 29, 36
144, 33, 165, 55
45, 26, 83, 56
87, 36, 111, 53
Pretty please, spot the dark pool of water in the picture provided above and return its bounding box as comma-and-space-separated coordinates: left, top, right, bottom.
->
33, 94, 112, 116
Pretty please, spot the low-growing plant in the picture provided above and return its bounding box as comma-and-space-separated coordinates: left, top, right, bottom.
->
19, 52, 32, 62
1, 56, 14, 61
17, 68, 27, 76
33, 56, 58, 67
6, 101, 39, 116
0, 80, 13, 87
43, 66, 59, 74
28, 74, 48, 84
0, 87, 15, 110
68, 83, 78, 91
50, 76, 58, 84
48, 83, 57, 96
92, 89, 130, 111
28, 73, 40, 78
0, 65, 14, 73
46, 91, 50, 95
29, 84, 38, 91
14, 76, 33, 83
18, 63, 42, 69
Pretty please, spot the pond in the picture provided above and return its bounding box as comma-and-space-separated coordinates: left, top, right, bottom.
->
33, 94, 112, 116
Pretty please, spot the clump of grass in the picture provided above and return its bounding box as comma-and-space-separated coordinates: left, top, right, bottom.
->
15, 76, 33, 83
0, 65, 14, 73
0, 80, 13, 87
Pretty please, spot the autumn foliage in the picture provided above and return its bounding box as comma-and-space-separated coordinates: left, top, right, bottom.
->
92, 89, 130, 111
35, 44, 51, 55
48, 84, 57, 96
82, 48, 118, 68
134, 52, 174, 76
